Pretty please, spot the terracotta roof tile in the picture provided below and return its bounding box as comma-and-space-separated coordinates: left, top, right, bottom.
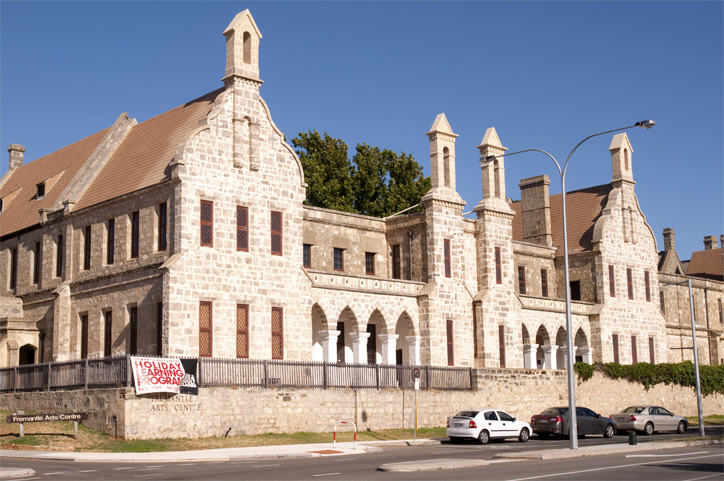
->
687, 248, 723, 280
511, 184, 611, 256
0, 128, 110, 236
74, 89, 223, 211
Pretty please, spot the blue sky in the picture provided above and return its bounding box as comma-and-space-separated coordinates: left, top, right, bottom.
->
1, 1, 722, 261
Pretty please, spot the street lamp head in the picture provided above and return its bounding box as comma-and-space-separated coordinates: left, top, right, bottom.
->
635, 119, 656, 130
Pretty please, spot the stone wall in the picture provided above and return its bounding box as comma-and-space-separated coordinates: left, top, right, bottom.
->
2, 370, 721, 440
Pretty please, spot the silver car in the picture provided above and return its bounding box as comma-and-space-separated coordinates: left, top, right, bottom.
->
609, 406, 688, 435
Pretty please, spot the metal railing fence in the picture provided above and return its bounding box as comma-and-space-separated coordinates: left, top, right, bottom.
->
0, 356, 472, 393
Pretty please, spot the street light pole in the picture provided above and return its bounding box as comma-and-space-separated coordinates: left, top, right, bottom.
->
486, 120, 655, 449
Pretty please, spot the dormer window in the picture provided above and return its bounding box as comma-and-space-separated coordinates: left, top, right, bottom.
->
36, 182, 46, 199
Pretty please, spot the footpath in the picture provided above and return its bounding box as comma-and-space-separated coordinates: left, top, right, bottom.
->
1, 438, 721, 478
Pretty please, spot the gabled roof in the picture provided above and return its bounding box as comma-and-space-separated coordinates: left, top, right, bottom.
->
0, 88, 223, 237
0, 128, 110, 236
74, 88, 222, 210
511, 184, 612, 256
686, 248, 723, 281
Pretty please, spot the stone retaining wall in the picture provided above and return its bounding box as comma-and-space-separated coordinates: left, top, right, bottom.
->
1, 371, 721, 440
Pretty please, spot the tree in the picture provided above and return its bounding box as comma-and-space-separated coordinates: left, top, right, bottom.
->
292, 130, 355, 212
293, 130, 431, 218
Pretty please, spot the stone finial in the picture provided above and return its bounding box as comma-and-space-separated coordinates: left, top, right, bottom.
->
478, 127, 507, 201
426, 113, 458, 191
703, 235, 717, 250
609, 133, 634, 184
223, 9, 262, 83
663, 228, 676, 252
8, 144, 25, 171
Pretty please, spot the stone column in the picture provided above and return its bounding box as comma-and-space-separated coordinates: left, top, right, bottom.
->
542, 345, 558, 369
523, 343, 539, 369
578, 347, 593, 364
560, 346, 578, 368
319, 330, 340, 363
405, 335, 421, 365
378, 334, 399, 365
52, 283, 72, 361
350, 332, 371, 364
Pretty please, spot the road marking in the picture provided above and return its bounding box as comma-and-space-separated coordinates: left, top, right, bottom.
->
114, 467, 135, 470
312, 473, 343, 477
627, 451, 707, 458
78, 470, 98, 473
132, 474, 166, 478
43, 472, 65, 475
253, 464, 281, 468
132, 467, 163, 471
506, 454, 723, 481
682, 474, 724, 481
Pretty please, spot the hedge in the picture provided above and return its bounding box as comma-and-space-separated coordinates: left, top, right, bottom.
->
574, 361, 724, 396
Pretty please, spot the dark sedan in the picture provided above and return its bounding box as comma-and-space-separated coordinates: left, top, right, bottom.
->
531, 406, 616, 438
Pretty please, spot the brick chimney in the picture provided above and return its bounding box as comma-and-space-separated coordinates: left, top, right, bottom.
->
519, 175, 552, 246
8, 144, 25, 171
703, 235, 717, 250
662, 228, 676, 252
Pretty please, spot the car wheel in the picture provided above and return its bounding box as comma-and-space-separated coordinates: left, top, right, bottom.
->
518, 428, 530, 443
478, 429, 490, 445
677, 421, 687, 434
644, 422, 654, 436
604, 424, 615, 438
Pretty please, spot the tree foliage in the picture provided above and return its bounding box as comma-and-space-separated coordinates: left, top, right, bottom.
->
293, 131, 430, 217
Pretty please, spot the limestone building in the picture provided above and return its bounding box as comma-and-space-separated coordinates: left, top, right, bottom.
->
1, 10, 722, 369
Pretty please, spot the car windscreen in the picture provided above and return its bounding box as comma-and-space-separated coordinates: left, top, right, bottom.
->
454, 411, 479, 418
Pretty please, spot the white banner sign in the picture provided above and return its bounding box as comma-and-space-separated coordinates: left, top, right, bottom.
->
131, 357, 186, 395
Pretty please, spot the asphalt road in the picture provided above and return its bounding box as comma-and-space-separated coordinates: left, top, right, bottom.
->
2, 430, 722, 481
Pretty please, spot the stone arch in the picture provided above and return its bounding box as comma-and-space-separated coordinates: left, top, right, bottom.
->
242, 31, 252, 64
394, 311, 418, 365
18, 344, 36, 365
443, 146, 451, 188
555, 327, 567, 369
574, 328, 588, 349
521, 324, 530, 344
336, 306, 358, 363
535, 325, 550, 368
365, 309, 387, 364
311, 303, 328, 362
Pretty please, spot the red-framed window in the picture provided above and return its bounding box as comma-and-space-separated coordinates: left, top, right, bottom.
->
541, 269, 548, 297
33, 241, 41, 284
303, 244, 312, 268
104, 310, 112, 357
56, 234, 64, 278
609, 265, 616, 297
107, 219, 115, 265
392, 245, 401, 279
495, 247, 502, 284
129, 306, 138, 355
365, 252, 375, 276
444, 239, 451, 278
644, 271, 651, 302
271, 211, 283, 255
518, 266, 526, 294
237, 206, 248, 252
84, 225, 92, 270
333, 248, 344, 271
271, 307, 283, 359
199, 301, 213, 357
631, 335, 638, 363
200, 201, 213, 247
649, 337, 655, 364
9, 247, 17, 290
80, 314, 88, 359
131, 211, 140, 258
627, 268, 634, 300
237, 304, 249, 358
158, 202, 168, 252
612, 334, 620, 363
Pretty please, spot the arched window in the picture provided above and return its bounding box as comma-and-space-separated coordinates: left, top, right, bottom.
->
494, 160, 501, 198
443, 147, 450, 188
624, 149, 629, 171
242, 32, 252, 64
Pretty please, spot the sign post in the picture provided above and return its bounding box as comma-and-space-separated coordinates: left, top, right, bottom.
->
411, 368, 421, 441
